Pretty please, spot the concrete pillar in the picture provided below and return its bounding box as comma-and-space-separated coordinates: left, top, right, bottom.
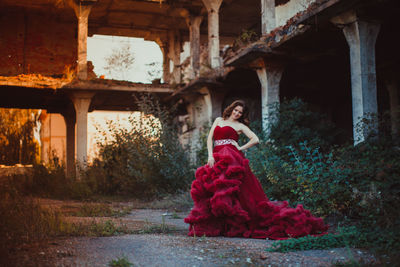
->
184, 87, 213, 162
332, 12, 380, 144
261, 0, 276, 35
385, 75, 400, 141
186, 15, 204, 78
70, 92, 94, 171
160, 42, 170, 83
202, 0, 223, 69
72, 2, 94, 80
62, 110, 76, 178
174, 33, 182, 83
256, 65, 284, 135
168, 31, 182, 84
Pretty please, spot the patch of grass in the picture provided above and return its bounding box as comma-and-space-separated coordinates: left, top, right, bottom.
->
0, 184, 70, 263
135, 223, 177, 234
108, 256, 134, 267
266, 227, 358, 252
132, 217, 177, 234
170, 212, 181, 219
143, 192, 193, 211
64, 203, 133, 218
64, 220, 131, 237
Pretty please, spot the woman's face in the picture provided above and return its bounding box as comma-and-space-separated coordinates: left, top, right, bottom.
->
230, 105, 243, 121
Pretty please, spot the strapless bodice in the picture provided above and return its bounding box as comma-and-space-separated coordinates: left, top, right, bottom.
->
213, 125, 239, 142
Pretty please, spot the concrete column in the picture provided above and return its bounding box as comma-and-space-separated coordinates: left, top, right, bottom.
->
174, 32, 182, 83
62, 111, 76, 178
256, 65, 284, 135
70, 92, 94, 171
202, 0, 223, 69
333, 12, 380, 144
168, 31, 182, 84
72, 3, 94, 80
186, 15, 204, 78
160, 43, 170, 83
385, 76, 400, 141
261, 0, 276, 35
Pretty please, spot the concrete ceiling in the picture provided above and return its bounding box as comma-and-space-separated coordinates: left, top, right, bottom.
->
0, 0, 279, 45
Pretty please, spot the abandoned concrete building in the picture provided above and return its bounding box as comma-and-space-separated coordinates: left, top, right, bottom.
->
0, 0, 399, 177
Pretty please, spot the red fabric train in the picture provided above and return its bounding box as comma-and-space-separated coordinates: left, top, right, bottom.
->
184, 125, 328, 240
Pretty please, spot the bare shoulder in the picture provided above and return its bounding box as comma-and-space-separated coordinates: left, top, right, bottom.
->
238, 122, 250, 131
213, 117, 223, 124
211, 117, 222, 127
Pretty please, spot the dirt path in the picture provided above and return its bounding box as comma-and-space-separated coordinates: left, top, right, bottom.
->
9, 208, 376, 267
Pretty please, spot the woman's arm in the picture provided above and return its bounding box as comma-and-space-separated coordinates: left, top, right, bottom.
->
237, 124, 259, 151
207, 117, 221, 167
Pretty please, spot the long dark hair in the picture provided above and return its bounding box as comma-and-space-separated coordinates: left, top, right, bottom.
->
222, 100, 249, 125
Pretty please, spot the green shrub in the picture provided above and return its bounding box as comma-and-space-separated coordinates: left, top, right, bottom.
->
267, 98, 340, 150
17, 161, 94, 200
244, 98, 399, 258
247, 98, 341, 203
86, 94, 194, 199
247, 99, 400, 222
333, 139, 400, 227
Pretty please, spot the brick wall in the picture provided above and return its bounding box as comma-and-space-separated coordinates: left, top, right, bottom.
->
0, 8, 77, 76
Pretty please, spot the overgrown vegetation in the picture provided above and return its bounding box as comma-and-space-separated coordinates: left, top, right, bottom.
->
12, 95, 194, 200
0, 183, 65, 262
0, 182, 120, 262
243, 98, 400, 261
232, 29, 259, 51
0, 95, 194, 263
85, 94, 193, 199
2, 93, 399, 264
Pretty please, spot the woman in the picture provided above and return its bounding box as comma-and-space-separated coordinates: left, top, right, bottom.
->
184, 100, 328, 239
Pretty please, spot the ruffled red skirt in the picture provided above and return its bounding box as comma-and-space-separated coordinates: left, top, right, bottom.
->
184, 144, 328, 240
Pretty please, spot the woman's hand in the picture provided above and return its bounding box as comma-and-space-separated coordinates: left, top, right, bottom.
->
207, 156, 215, 167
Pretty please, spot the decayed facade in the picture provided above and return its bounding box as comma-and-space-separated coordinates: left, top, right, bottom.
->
0, 0, 399, 177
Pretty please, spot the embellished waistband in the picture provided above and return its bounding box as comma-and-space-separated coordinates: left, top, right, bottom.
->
214, 139, 236, 146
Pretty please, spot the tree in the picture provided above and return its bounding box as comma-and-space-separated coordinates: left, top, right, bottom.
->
0, 108, 39, 165
103, 44, 135, 80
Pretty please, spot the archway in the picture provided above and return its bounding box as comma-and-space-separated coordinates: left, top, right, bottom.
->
222, 68, 261, 122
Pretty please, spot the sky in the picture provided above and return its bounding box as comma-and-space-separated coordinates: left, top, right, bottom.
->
87, 35, 163, 83
86, 35, 163, 159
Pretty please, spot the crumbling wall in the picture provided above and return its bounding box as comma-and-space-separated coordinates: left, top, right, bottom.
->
276, 0, 317, 27
0, 8, 77, 76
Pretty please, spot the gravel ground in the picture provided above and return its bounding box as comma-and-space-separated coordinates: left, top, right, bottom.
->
8, 209, 377, 267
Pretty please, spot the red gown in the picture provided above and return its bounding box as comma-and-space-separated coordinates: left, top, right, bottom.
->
184, 125, 328, 240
